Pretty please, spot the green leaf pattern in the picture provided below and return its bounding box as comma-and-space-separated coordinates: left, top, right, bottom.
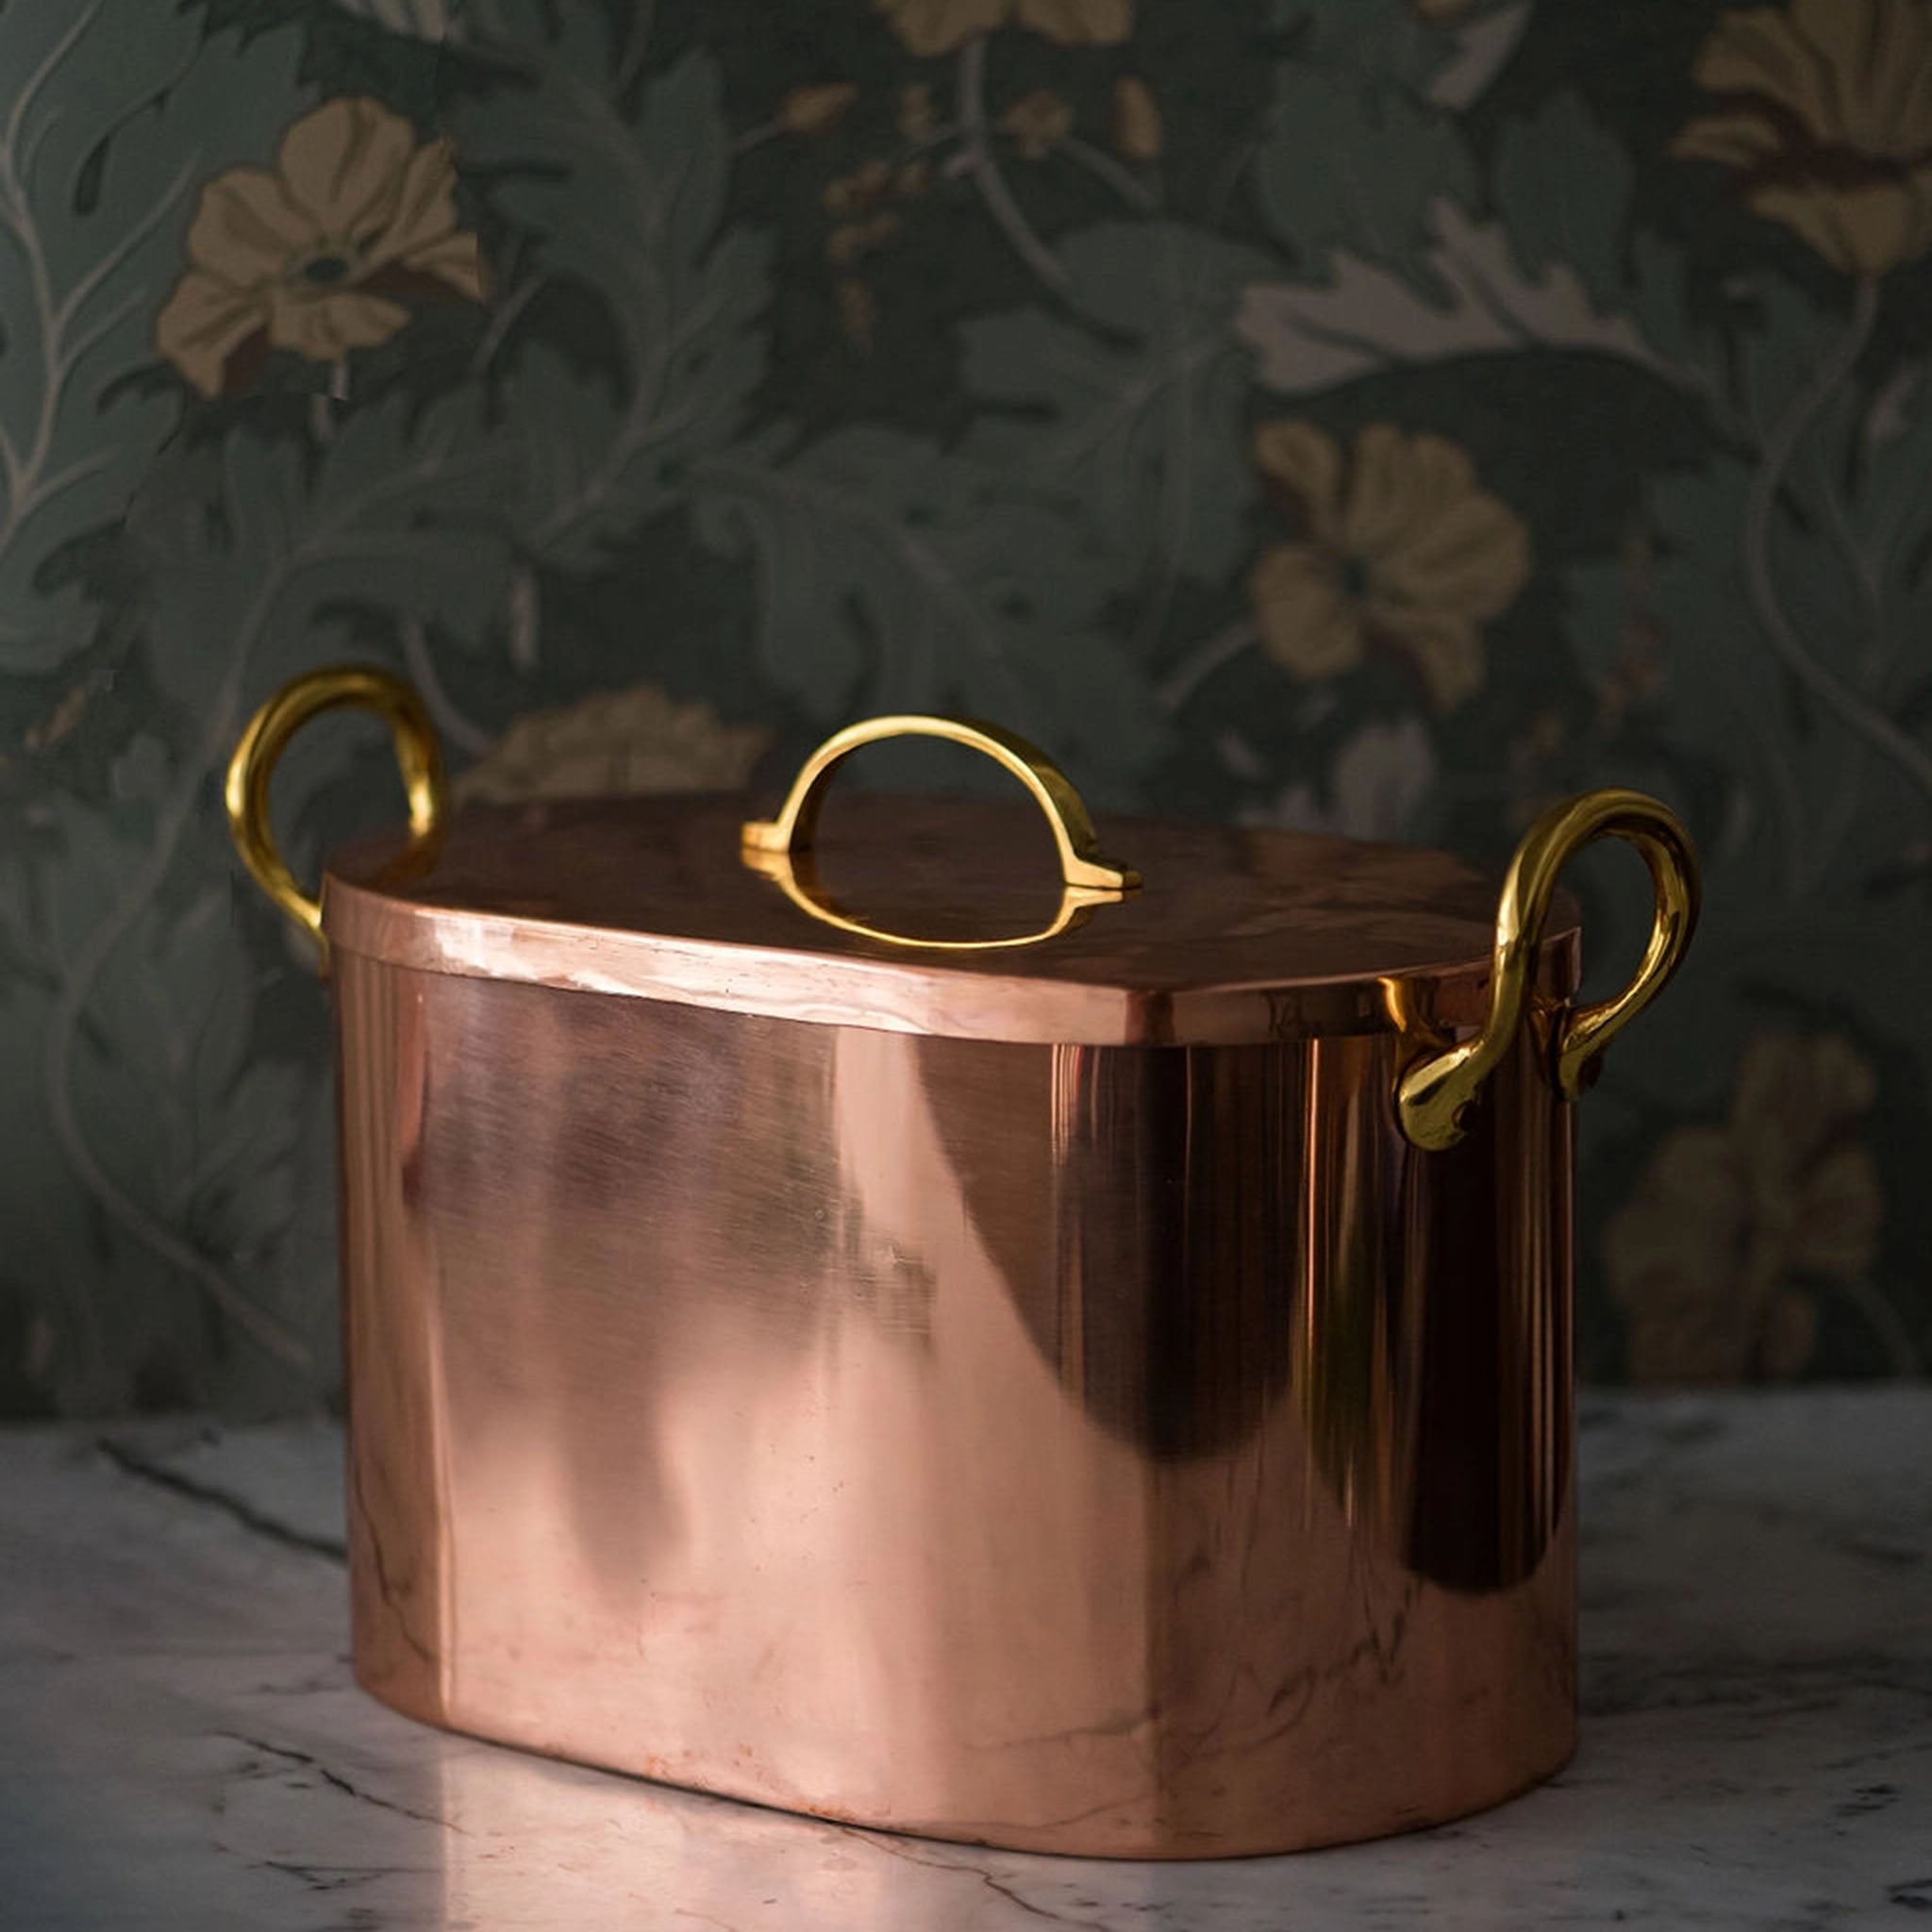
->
0, 7, 306, 672
2, 0, 1928, 1407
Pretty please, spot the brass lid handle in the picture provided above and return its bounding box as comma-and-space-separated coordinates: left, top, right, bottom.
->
225, 665, 447, 971
741, 714, 1138, 950
1396, 788, 1700, 1151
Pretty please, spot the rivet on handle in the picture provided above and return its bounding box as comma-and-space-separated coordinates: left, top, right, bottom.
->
1395, 789, 1700, 1152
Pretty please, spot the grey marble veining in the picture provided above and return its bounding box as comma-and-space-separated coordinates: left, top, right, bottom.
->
2, 1391, 1927, 1931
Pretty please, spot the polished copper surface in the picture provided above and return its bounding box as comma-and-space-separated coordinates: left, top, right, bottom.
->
338, 947, 1576, 1857
324, 791, 1581, 1045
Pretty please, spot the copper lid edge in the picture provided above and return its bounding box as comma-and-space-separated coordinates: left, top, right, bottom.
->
323, 873, 1580, 1048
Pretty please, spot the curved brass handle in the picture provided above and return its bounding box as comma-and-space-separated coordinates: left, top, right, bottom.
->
1396, 788, 1699, 1152
741, 714, 1138, 951
225, 664, 447, 966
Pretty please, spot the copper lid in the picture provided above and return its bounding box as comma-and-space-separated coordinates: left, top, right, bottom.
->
324, 789, 1578, 1048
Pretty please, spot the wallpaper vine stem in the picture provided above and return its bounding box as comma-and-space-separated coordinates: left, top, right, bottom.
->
1742, 278, 1932, 848
957, 35, 1073, 292
1157, 614, 1264, 711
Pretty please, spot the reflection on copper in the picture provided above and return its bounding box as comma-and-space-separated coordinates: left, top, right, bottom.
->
334, 938, 1576, 1857
338, 954, 454, 1723
324, 791, 1580, 1046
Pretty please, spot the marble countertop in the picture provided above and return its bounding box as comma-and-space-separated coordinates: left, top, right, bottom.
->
2, 1390, 1927, 1931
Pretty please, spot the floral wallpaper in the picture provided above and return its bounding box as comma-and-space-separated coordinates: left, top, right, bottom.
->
2, 0, 1929, 1417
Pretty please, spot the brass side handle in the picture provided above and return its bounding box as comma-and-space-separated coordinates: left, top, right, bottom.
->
741, 714, 1138, 951
225, 664, 447, 970
1396, 789, 1700, 1152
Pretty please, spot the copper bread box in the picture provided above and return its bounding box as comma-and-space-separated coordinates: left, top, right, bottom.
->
226, 666, 1698, 1859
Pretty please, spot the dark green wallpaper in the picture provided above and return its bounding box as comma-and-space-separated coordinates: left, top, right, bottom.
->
3, 0, 1929, 1415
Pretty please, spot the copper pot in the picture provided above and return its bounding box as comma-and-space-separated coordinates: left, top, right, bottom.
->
226, 668, 1698, 1858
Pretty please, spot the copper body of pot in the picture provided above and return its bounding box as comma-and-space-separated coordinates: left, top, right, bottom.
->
226, 675, 1698, 1858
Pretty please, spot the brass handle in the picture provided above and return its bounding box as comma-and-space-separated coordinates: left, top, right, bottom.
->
1396, 789, 1699, 1152
741, 714, 1138, 951
225, 664, 447, 967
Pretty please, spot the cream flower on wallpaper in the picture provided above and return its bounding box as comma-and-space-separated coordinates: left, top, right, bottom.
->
156, 97, 485, 399
1110, 76, 1162, 160
874, 0, 1131, 58
1247, 421, 1530, 712
1606, 1031, 1885, 1383
1004, 90, 1075, 159
776, 83, 862, 137
1674, 0, 1932, 276
454, 684, 772, 806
